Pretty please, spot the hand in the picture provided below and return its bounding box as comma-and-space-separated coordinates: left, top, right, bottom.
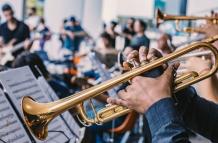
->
108, 46, 179, 113
107, 65, 178, 113
199, 24, 218, 37
181, 57, 212, 74
122, 46, 163, 70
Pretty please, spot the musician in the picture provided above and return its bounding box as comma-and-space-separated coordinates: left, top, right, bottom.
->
122, 17, 135, 47
123, 19, 150, 57
105, 21, 119, 48
157, 33, 175, 56
181, 23, 218, 103
25, 7, 40, 32
0, 4, 30, 57
61, 16, 87, 53
182, 57, 218, 103
108, 47, 218, 142
95, 32, 118, 68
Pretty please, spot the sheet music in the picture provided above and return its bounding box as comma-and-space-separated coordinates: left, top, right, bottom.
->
0, 89, 32, 143
0, 66, 74, 143
37, 76, 82, 139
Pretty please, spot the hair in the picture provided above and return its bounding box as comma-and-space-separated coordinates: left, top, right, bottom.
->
69, 16, 76, 23
100, 32, 112, 41
12, 52, 49, 78
30, 7, 36, 13
100, 32, 113, 47
129, 17, 135, 22
39, 17, 45, 24
110, 21, 118, 27
2, 4, 13, 12
136, 19, 147, 31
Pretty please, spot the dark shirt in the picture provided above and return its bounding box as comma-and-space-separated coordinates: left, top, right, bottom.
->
130, 34, 150, 50
0, 19, 30, 45
145, 87, 218, 142
123, 27, 135, 47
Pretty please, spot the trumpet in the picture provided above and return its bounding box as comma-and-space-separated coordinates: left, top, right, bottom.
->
21, 35, 218, 140
156, 8, 218, 33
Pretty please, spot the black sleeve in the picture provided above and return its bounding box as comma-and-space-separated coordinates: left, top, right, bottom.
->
0, 25, 3, 37
24, 24, 30, 39
176, 87, 218, 142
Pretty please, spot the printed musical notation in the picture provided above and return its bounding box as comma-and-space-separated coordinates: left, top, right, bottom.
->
0, 89, 32, 143
0, 66, 75, 143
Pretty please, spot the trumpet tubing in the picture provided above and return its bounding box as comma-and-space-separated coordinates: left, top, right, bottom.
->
156, 8, 218, 33
21, 35, 218, 140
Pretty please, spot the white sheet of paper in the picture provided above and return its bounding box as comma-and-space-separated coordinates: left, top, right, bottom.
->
0, 66, 74, 143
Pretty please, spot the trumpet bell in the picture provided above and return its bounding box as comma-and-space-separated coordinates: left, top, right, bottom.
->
22, 96, 50, 140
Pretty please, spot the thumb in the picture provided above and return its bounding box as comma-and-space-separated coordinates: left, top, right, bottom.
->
161, 63, 180, 83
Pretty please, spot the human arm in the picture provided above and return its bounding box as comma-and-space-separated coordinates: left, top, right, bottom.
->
107, 47, 190, 142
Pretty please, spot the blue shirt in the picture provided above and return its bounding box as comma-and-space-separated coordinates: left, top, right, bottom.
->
63, 25, 84, 52
130, 35, 150, 50
145, 87, 218, 142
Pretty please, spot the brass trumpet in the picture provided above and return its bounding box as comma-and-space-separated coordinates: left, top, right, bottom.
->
156, 8, 218, 33
21, 35, 218, 140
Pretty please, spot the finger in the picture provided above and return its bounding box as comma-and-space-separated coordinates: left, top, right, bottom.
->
127, 50, 140, 68
161, 64, 179, 83
126, 85, 134, 92
123, 62, 133, 71
162, 63, 168, 70
127, 50, 139, 62
117, 89, 128, 100
107, 98, 129, 107
139, 46, 149, 63
173, 62, 180, 70
131, 76, 144, 84
147, 48, 162, 61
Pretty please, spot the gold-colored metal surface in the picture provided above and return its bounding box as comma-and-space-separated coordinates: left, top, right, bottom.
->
156, 8, 218, 33
21, 35, 218, 140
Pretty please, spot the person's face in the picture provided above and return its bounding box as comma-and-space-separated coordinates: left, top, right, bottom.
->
28, 9, 34, 16
127, 19, 134, 29
3, 10, 13, 21
134, 21, 143, 33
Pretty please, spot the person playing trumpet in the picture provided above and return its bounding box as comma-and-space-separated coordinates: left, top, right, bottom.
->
108, 46, 218, 142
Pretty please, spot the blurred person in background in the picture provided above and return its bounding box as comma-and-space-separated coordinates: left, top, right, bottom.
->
105, 21, 119, 48
0, 4, 30, 59
59, 18, 68, 47
36, 17, 51, 50
123, 19, 150, 57
25, 7, 40, 32
95, 32, 118, 68
122, 17, 135, 47
61, 16, 87, 54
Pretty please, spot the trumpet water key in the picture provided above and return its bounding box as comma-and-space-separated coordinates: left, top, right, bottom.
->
21, 35, 218, 140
